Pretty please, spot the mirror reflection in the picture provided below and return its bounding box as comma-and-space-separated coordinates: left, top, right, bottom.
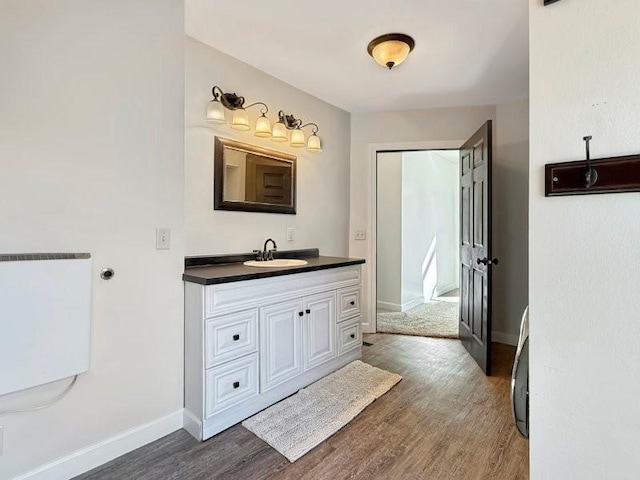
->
214, 137, 296, 214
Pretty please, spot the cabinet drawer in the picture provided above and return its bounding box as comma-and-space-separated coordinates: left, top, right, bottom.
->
338, 286, 361, 322
205, 353, 258, 417
205, 310, 258, 367
337, 317, 361, 355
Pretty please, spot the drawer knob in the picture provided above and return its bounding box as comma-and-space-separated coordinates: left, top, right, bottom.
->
298, 311, 304, 317
349, 301, 355, 306
350, 333, 356, 339
233, 381, 240, 389
305, 309, 311, 314
232, 334, 240, 341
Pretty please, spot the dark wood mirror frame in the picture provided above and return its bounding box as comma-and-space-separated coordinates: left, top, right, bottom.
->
214, 136, 297, 215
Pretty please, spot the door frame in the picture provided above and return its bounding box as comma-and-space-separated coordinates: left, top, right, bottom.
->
364, 140, 464, 333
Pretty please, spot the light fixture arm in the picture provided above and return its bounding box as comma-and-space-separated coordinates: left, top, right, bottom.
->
244, 102, 269, 115
300, 122, 319, 135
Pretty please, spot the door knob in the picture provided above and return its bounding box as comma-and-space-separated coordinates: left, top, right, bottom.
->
477, 257, 499, 266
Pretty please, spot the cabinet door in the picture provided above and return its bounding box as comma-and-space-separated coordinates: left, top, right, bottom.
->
303, 292, 337, 370
260, 299, 303, 392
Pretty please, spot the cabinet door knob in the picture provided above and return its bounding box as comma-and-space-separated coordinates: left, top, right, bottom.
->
350, 333, 356, 339
349, 300, 355, 306
298, 311, 304, 317
305, 309, 311, 314
232, 334, 240, 341
233, 381, 240, 389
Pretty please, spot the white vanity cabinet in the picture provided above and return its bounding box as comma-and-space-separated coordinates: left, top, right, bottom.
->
183, 264, 362, 441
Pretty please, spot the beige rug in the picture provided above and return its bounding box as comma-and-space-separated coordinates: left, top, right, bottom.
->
377, 299, 459, 338
242, 360, 402, 462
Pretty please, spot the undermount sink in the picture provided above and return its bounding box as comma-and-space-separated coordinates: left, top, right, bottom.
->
243, 259, 308, 268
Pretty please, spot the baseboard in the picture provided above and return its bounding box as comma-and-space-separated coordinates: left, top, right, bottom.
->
401, 296, 424, 312
492, 330, 519, 346
13, 410, 183, 480
435, 283, 458, 298
376, 301, 401, 312
183, 408, 203, 441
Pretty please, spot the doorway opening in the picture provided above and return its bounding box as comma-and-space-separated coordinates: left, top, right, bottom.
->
375, 149, 460, 339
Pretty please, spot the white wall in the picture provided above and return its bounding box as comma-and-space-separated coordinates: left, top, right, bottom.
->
0, 1, 185, 478
376, 151, 459, 312
403, 151, 460, 301
530, 1, 640, 478
401, 154, 432, 307
350, 105, 496, 331
185, 36, 351, 256
376, 153, 403, 308
494, 99, 529, 344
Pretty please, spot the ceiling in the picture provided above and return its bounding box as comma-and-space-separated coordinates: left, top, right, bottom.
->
186, 0, 528, 113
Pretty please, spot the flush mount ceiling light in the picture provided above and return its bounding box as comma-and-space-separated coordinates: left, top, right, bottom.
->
206, 86, 322, 152
367, 33, 415, 70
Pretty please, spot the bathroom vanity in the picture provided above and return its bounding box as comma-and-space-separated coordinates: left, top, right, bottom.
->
182, 250, 365, 441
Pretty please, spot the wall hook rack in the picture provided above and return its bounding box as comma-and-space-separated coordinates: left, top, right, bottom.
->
582, 136, 598, 188
545, 136, 640, 197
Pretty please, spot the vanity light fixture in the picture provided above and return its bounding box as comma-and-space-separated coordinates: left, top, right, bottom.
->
367, 33, 415, 70
206, 85, 271, 136
206, 86, 322, 152
274, 111, 322, 152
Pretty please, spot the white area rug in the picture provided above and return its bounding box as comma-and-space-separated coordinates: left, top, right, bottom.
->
377, 299, 459, 338
242, 360, 402, 462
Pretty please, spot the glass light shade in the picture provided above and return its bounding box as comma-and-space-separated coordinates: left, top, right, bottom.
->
371, 40, 411, 69
271, 122, 288, 142
254, 114, 272, 137
231, 108, 250, 130
306, 133, 322, 152
290, 128, 305, 148
206, 100, 226, 123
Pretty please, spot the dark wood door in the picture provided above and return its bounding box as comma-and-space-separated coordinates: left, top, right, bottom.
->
459, 121, 495, 375
244, 154, 292, 205
254, 164, 291, 205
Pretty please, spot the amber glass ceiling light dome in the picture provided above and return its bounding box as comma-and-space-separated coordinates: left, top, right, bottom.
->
367, 33, 415, 70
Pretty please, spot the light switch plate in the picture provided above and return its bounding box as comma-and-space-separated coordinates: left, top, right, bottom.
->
156, 228, 171, 250
286, 227, 295, 242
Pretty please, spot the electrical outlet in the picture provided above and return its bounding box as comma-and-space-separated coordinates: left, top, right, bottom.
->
286, 227, 295, 242
156, 228, 171, 250
354, 229, 366, 240
0, 425, 4, 456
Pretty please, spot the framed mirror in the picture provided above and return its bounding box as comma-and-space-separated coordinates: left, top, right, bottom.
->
214, 136, 297, 214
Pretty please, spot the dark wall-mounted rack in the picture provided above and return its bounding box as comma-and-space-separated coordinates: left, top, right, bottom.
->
545, 136, 640, 196
546, 154, 640, 196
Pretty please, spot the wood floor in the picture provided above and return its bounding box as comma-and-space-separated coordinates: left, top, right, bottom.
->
76, 335, 529, 480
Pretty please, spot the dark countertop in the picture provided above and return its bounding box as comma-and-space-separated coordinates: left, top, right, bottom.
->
183, 255, 365, 286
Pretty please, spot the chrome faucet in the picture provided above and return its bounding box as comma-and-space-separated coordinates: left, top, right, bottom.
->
253, 238, 277, 261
